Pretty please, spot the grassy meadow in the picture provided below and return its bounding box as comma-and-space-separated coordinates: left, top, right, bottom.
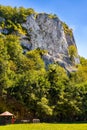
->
0, 123, 87, 130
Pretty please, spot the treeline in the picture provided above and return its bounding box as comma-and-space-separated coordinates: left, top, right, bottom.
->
0, 34, 87, 122
0, 5, 87, 122
0, 5, 35, 22
0, 5, 36, 35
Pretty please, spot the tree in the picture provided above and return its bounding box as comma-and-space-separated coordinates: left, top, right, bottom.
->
80, 56, 87, 66
68, 45, 77, 62
47, 64, 69, 121
26, 49, 45, 70
0, 37, 10, 95
37, 97, 53, 121
70, 66, 87, 84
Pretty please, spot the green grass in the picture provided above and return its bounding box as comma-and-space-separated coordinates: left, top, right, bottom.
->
0, 123, 87, 130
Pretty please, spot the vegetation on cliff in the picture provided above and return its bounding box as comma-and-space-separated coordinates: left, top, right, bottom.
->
0, 5, 87, 122
62, 22, 73, 37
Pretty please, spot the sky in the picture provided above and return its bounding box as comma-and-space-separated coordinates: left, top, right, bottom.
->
0, 0, 87, 58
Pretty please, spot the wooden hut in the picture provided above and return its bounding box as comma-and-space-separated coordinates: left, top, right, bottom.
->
0, 111, 14, 125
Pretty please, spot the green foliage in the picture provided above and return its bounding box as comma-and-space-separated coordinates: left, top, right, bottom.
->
0, 5, 87, 122
0, 5, 35, 23
37, 97, 53, 116
70, 66, 87, 84
0, 32, 87, 122
80, 56, 87, 66
5, 20, 26, 35
62, 22, 73, 37
48, 13, 57, 19
0, 5, 14, 20
26, 50, 45, 70
68, 45, 77, 62
0, 5, 36, 35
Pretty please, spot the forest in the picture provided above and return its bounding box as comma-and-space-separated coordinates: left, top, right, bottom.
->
0, 5, 87, 122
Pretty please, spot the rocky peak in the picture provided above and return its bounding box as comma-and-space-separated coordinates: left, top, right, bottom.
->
22, 13, 80, 71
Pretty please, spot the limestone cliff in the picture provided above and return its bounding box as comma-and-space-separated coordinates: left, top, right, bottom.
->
0, 12, 80, 71
21, 13, 79, 71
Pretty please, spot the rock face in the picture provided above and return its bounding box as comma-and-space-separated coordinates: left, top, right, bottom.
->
22, 13, 80, 71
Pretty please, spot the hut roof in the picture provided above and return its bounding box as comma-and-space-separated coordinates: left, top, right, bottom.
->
0, 111, 13, 116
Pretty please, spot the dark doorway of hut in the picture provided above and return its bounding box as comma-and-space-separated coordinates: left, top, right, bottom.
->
0, 111, 15, 125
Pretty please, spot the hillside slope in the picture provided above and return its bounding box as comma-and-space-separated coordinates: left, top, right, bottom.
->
0, 6, 80, 71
